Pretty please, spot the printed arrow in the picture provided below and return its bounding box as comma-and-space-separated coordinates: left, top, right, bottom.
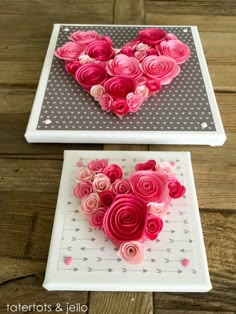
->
88, 267, 113, 272
155, 239, 160, 243
73, 257, 88, 262
144, 258, 156, 263
157, 269, 182, 274
162, 230, 175, 234
62, 246, 72, 251
166, 211, 171, 215
97, 257, 122, 262
178, 211, 188, 215
59, 267, 78, 272
64, 228, 80, 232
67, 210, 79, 213
180, 249, 193, 253
71, 218, 86, 222
184, 230, 189, 234
122, 268, 148, 273
191, 269, 197, 274
164, 258, 180, 263
81, 246, 105, 251
67, 201, 72, 205
72, 237, 95, 241
169, 239, 192, 243
104, 237, 110, 242
165, 220, 188, 224
147, 248, 172, 253
88, 228, 93, 232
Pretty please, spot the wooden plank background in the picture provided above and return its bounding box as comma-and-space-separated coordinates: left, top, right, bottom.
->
0, 0, 235, 313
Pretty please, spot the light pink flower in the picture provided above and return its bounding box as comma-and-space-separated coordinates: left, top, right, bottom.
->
89, 207, 107, 229
92, 173, 111, 193
76, 167, 95, 182
166, 33, 177, 40
86, 40, 114, 61
136, 76, 147, 86
65, 61, 81, 74
141, 55, 180, 85
156, 161, 175, 175
87, 159, 108, 173
103, 164, 123, 183
126, 93, 143, 112
168, 177, 186, 199
158, 40, 191, 64
139, 28, 167, 46
136, 42, 150, 51
112, 179, 131, 194
99, 94, 113, 112
75, 63, 107, 90
129, 170, 169, 203
69, 30, 100, 44
106, 54, 142, 78
135, 85, 150, 99
145, 215, 163, 240
134, 50, 146, 61
90, 84, 105, 100
80, 193, 100, 216
99, 190, 115, 207
78, 54, 96, 64
54, 42, 85, 61
103, 194, 147, 243
118, 241, 144, 264
148, 199, 171, 216
73, 181, 93, 198
111, 99, 130, 117
104, 76, 136, 99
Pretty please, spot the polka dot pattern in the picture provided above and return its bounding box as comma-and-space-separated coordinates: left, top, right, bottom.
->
37, 25, 215, 131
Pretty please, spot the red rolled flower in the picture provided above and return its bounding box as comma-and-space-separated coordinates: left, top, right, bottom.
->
135, 159, 156, 171
103, 194, 148, 243
86, 39, 114, 61
111, 99, 130, 117
99, 190, 116, 207
103, 164, 123, 183
65, 61, 81, 75
75, 63, 107, 90
145, 215, 163, 240
104, 76, 136, 99
168, 177, 186, 199
139, 28, 167, 46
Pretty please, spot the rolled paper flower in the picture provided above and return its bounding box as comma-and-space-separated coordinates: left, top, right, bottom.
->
141, 55, 180, 85
76, 166, 95, 182
87, 159, 108, 173
69, 30, 100, 44
119, 46, 134, 57
99, 190, 116, 207
136, 42, 150, 51
65, 61, 81, 75
111, 99, 130, 117
54, 42, 85, 61
112, 179, 131, 194
103, 164, 123, 183
90, 84, 105, 100
126, 93, 143, 113
148, 199, 171, 216
118, 241, 144, 264
156, 161, 175, 176
168, 177, 186, 199
145, 78, 161, 93
78, 54, 96, 64
101, 36, 113, 46
86, 40, 114, 61
106, 55, 142, 79
99, 94, 113, 112
145, 215, 163, 240
92, 173, 111, 193
80, 193, 100, 216
73, 181, 93, 198
146, 47, 159, 56
89, 207, 107, 229
134, 50, 146, 61
129, 170, 169, 203
75, 63, 107, 90
139, 28, 167, 46
159, 40, 191, 64
166, 33, 177, 40
135, 159, 156, 171
103, 194, 147, 242
104, 77, 136, 99
136, 76, 147, 86
135, 85, 150, 99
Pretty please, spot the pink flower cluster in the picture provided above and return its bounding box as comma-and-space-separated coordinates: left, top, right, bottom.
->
73, 158, 186, 264
55, 28, 191, 117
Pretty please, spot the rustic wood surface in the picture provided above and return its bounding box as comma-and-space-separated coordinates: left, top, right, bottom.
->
0, 0, 235, 313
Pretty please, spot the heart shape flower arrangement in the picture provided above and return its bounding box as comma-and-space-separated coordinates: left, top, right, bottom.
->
73, 158, 186, 264
55, 28, 191, 117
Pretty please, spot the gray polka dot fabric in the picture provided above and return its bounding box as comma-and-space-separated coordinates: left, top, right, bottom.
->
37, 25, 215, 131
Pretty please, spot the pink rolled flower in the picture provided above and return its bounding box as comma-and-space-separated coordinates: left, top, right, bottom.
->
90, 84, 105, 100
69, 30, 100, 44
80, 193, 100, 216
146, 47, 159, 56
73, 181, 93, 198
134, 50, 146, 61
156, 161, 175, 176
76, 166, 95, 182
106, 55, 142, 78
145, 215, 163, 240
139, 28, 167, 46
166, 33, 177, 40
118, 241, 144, 264
126, 93, 143, 112
122, 38, 140, 50
103, 164, 123, 183
168, 177, 186, 199
104, 76, 136, 99
129, 170, 169, 203
112, 179, 131, 194
136, 76, 147, 86
101, 35, 113, 46
135, 85, 150, 99
99, 190, 115, 207
136, 42, 150, 51
99, 94, 113, 112
75, 63, 107, 90
148, 199, 171, 216
92, 173, 111, 193
87, 159, 108, 173
89, 207, 107, 229
145, 77, 161, 93
141, 55, 180, 85
111, 99, 130, 117
65, 61, 81, 74
86, 40, 114, 61
135, 159, 156, 171
103, 194, 147, 243
158, 40, 191, 64
54, 42, 85, 61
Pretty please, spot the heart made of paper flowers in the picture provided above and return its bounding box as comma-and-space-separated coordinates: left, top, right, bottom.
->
55, 28, 191, 117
